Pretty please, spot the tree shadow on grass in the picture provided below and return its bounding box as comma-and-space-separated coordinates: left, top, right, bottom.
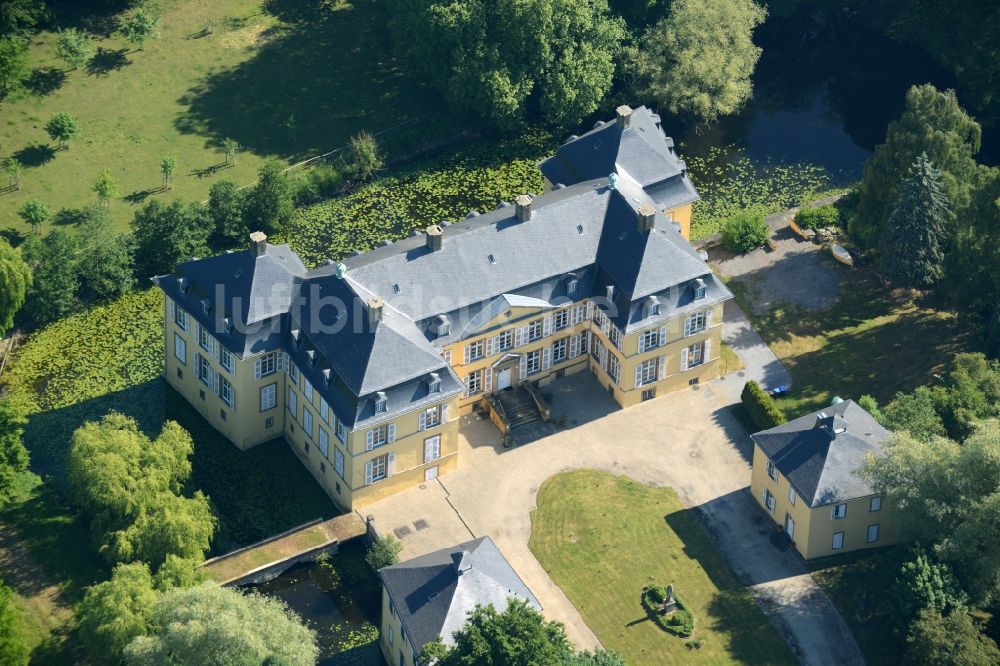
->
123, 187, 164, 205
13, 143, 56, 167
175, 0, 450, 161
86, 47, 130, 77
52, 208, 90, 226
20, 379, 338, 555
24, 67, 67, 96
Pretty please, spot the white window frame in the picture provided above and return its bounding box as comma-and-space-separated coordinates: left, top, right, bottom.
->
788, 486, 796, 506
220, 348, 235, 373
260, 383, 276, 411
495, 330, 512, 353
173, 306, 188, 331
419, 406, 442, 430
174, 333, 187, 365
334, 447, 345, 477
197, 353, 213, 387
290, 363, 300, 385
831, 503, 847, 520
303, 409, 313, 439
464, 340, 484, 364
288, 389, 298, 418
198, 325, 213, 353
423, 435, 441, 463
608, 354, 621, 384
256, 352, 277, 379
552, 309, 569, 331
638, 329, 658, 353
832, 531, 845, 549
551, 337, 567, 363
337, 420, 348, 444
570, 304, 586, 325
870, 496, 882, 512
527, 319, 543, 342
684, 311, 707, 337
318, 428, 329, 457
766, 460, 778, 481
368, 454, 389, 484
688, 341, 705, 367
867, 524, 880, 543
220, 376, 235, 408
763, 488, 776, 513
303, 379, 313, 402
466, 369, 484, 395
635, 358, 657, 387
525, 349, 542, 375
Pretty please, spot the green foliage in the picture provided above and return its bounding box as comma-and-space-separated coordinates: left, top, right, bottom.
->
244, 161, 294, 235
860, 420, 1000, 605
17, 197, 51, 233
422, 598, 574, 665
564, 649, 627, 665
131, 199, 211, 279
794, 204, 839, 230
159, 156, 176, 189
349, 131, 384, 181
936, 353, 1000, 441
93, 168, 120, 207
76, 562, 159, 665
68, 412, 216, 568
945, 166, 1000, 318
207, 180, 248, 250
5, 158, 23, 190
120, 6, 162, 50
285, 132, 552, 266
124, 583, 318, 666
221, 137, 240, 165
20, 228, 79, 326
741, 380, 785, 430
636, 0, 766, 123
0, 401, 29, 500
640, 586, 694, 637
0, 36, 29, 93
152, 554, 207, 591
880, 154, 952, 287
55, 28, 93, 70
905, 608, 1000, 666
76, 206, 137, 303
852, 85, 980, 249
0, 238, 31, 336
0, 580, 28, 666
686, 146, 839, 239
387, 0, 626, 130
890, 550, 967, 628
364, 534, 402, 571
857, 394, 884, 425
0, 0, 47, 37
45, 112, 80, 149
721, 209, 769, 253
882, 387, 947, 442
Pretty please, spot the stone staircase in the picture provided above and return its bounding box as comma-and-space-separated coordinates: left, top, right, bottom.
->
496, 387, 552, 445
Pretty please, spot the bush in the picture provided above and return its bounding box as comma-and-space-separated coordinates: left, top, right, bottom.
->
721, 210, 768, 253
641, 586, 694, 638
741, 380, 786, 431
794, 204, 840, 229
365, 535, 403, 571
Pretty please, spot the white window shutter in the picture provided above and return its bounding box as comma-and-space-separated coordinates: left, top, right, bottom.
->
387, 452, 396, 476
213, 370, 220, 395
543, 316, 552, 337
387, 424, 396, 443
441, 403, 449, 421
586, 301, 594, 320
484, 367, 493, 391
706, 309, 713, 328
463, 345, 471, 365
168, 299, 175, 320
462, 375, 470, 398
515, 326, 528, 348
634, 365, 642, 387
658, 355, 666, 380
365, 461, 373, 485
254, 358, 262, 379
418, 411, 426, 431
703, 339, 711, 362
570, 334, 580, 358
681, 348, 689, 371
486, 336, 495, 357
519, 354, 528, 379
658, 326, 667, 347
542, 346, 552, 370
366, 430, 374, 451
280, 352, 289, 372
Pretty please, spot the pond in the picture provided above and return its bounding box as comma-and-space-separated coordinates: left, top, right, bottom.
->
244, 540, 385, 666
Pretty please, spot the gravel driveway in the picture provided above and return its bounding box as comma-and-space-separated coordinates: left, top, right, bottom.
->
366, 373, 864, 665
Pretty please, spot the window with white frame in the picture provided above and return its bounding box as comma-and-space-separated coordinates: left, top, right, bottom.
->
525, 349, 541, 375
527, 319, 543, 341
369, 425, 389, 448
867, 524, 880, 543
220, 376, 235, 408
496, 330, 512, 352
638, 329, 659, 353
334, 447, 344, 477
290, 363, 300, 385
260, 383, 276, 411
420, 406, 441, 430
424, 435, 441, 463
442, 349, 452, 364
337, 420, 348, 443
367, 454, 388, 484
374, 393, 387, 413
870, 496, 882, 512
288, 389, 298, 418
831, 503, 847, 520
303, 409, 313, 438
552, 337, 567, 363
635, 358, 658, 387
788, 486, 796, 505
320, 399, 329, 423
466, 369, 484, 394
687, 341, 705, 367
256, 352, 277, 378
318, 428, 329, 457
567, 279, 579, 294
685, 312, 707, 336
428, 375, 441, 394
553, 309, 569, 331
570, 304, 586, 325
695, 284, 706, 300
174, 333, 187, 364
197, 354, 213, 386
766, 460, 778, 481
763, 488, 776, 512
198, 325, 212, 352
464, 340, 484, 364
609, 325, 623, 350
832, 532, 845, 549
608, 354, 621, 383
174, 307, 188, 331
303, 379, 313, 402
220, 348, 235, 373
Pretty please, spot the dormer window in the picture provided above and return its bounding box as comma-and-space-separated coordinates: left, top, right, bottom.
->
223, 317, 233, 335
432, 314, 451, 337
201, 298, 212, 315
428, 372, 441, 394
646, 295, 660, 318
693, 278, 706, 300
374, 391, 388, 413
567, 279, 579, 294
177, 276, 190, 294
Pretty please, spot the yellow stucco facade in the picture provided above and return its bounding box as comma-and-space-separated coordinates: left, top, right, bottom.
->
380, 587, 418, 666
750, 442, 900, 560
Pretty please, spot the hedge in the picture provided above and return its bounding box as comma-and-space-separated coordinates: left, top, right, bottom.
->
793, 204, 840, 230
721, 210, 769, 254
741, 380, 786, 431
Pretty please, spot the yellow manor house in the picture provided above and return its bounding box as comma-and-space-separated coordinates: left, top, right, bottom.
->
153, 105, 732, 511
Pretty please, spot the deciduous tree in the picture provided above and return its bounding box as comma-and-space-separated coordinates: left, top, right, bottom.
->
890, 550, 968, 628
92, 169, 119, 208
124, 583, 317, 666
76, 206, 135, 303
207, 180, 247, 250
159, 156, 175, 190
131, 199, 210, 278
17, 197, 50, 233
19, 228, 79, 325
55, 28, 93, 70
244, 161, 294, 235
0, 37, 29, 94
45, 112, 80, 149
349, 131, 383, 181
0, 401, 29, 499
76, 563, 158, 665
5, 158, 23, 191
906, 608, 1000, 665
637, 0, 765, 124
882, 387, 948, 442
120, 6, 161, 51
365, 534, 402, 571
0, 238, 31, 337
221, 137, 239, 166
0, 580, 28, 666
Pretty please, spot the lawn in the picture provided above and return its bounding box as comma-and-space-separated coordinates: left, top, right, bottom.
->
0, 0, 452, 233
528, 469, 795, 665
726, 273, 973, 416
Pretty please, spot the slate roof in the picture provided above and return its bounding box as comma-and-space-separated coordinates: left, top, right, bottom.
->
751, 400, 891, 507
379, 536, 540, 653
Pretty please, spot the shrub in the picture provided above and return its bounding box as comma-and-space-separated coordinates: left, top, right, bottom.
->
641, 586, 694, 638
365, 535, 403, 571
794, 204, 840, 229
721, 210, 768, 253
741, 380, 786, 431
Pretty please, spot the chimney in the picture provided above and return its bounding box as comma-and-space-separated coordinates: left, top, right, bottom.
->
426, 224, 443, 252
249, 231, 267, 256
514, 194, 533, 222
367, 297, 384, 328
637, 203, 656, 232
616, 105, 633, 129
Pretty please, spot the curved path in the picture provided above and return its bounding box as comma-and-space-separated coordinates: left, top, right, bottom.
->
366, 373, 864, 665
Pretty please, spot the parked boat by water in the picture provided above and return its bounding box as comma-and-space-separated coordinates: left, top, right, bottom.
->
830, 243, 854, 267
